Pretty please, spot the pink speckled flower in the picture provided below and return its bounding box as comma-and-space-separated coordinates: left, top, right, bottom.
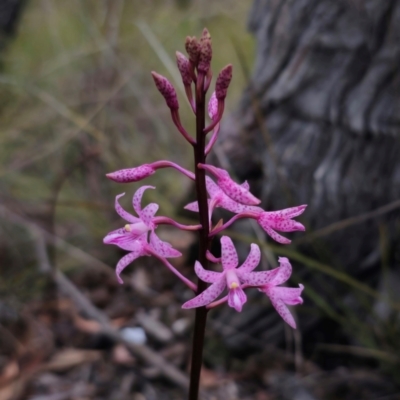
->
256, 205, 307, 244
198, 164, 261, 206
185, 176, 263, 218
259, 257, 304, 329
182, 236, 281, 312
103, 186, 181, 283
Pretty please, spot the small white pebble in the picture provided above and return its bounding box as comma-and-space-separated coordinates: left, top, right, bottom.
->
120, 327, 147, 345
171, 318, 190, 335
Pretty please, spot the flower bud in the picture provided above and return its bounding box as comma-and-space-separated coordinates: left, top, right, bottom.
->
106, 165, 155, 183
185, 36, 200, 65
215, 64, 232, 100
151, 72, 179, 109
176, 51, 192, 86
198, 28, 212, 74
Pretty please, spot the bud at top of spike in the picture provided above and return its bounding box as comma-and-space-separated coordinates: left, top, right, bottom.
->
198, 28, 212, 74
215, 64, 233, 100
176, 51, 192, 86
185, 36, 200, 65
151, 72, 179, 109
106, 165, 155, 183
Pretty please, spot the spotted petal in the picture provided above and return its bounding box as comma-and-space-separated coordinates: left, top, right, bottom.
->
194, 260, 222, 283
273, 284, 304, 305
239, 269, 280, 286
269, 257, 292, 285
132, 185, 155, 216
237, 244, 261, 274
260, 213, 305, 232
140, 203, 159, 227
182, 278, 226, 309
267, 205, 307, 219
115, 193, 140, 223
200, 164, 260, 205
259, 223, 291, 244
267, 290, 297, 329
221, 236, 238, 270
149, 231, 181, 258
115, 241, 148, 284
103, 228, 147, 251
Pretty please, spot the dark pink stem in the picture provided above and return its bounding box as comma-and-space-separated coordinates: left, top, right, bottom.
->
171, 109, 196, 145
205, 123, 220, 155
209, 211, 260, 237
151, 160, 195, 180
154, 216, 201, 231
150, 250, 197, 292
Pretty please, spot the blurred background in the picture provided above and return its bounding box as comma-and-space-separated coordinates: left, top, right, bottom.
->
1, 0, 399, 399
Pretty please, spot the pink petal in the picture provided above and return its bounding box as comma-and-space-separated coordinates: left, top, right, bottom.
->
103, 228, 147, 251
218, 176, 260, 206
258, 223, 291, 244
227, 287, 247, 312
237, 244, 261, 274
239, 269, 280, 286
115, 193, 140, 223
270, 257, 292, 285
269, 219, 305, 232
200, 164, 261, 206
149, 231, 181, 258
182, 278, 226, 309
221, 236, 238, 270
194, 260, 222, 283
140, 203, 159, 227
268, 205, 307, 219
240, 181, 249, 190
260, 212, 305, 232
184, 201, 199, 212
208, 92, 218, 121
219, 196, 263, 214
268, 295, 297, 329
132, 186, 154, 216
273, 284, 304, 305
205, 176, 220, 197
106, 164, 155, 183
115, 243, 148, 284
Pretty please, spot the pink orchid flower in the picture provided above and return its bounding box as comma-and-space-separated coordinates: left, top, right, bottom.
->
183, 236, 284, 312
209, 204, 307, 245
256, 205, 307, 244
103, 186, 181, 283
185, 176, 263, 218
198, 164, 261, 206
259, 257, 304, 329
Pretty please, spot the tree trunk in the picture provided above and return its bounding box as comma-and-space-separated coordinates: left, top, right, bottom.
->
213, 0, 400, 349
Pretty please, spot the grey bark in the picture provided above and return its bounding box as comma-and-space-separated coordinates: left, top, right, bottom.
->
212, 0, 400, 348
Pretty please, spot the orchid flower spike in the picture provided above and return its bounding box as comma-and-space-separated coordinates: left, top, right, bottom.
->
199, 164, 261, 205
103, 186, 181, 283
259, 257, 304, 329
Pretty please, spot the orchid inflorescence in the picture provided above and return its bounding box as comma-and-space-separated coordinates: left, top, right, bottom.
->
104, 28, 306, 330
